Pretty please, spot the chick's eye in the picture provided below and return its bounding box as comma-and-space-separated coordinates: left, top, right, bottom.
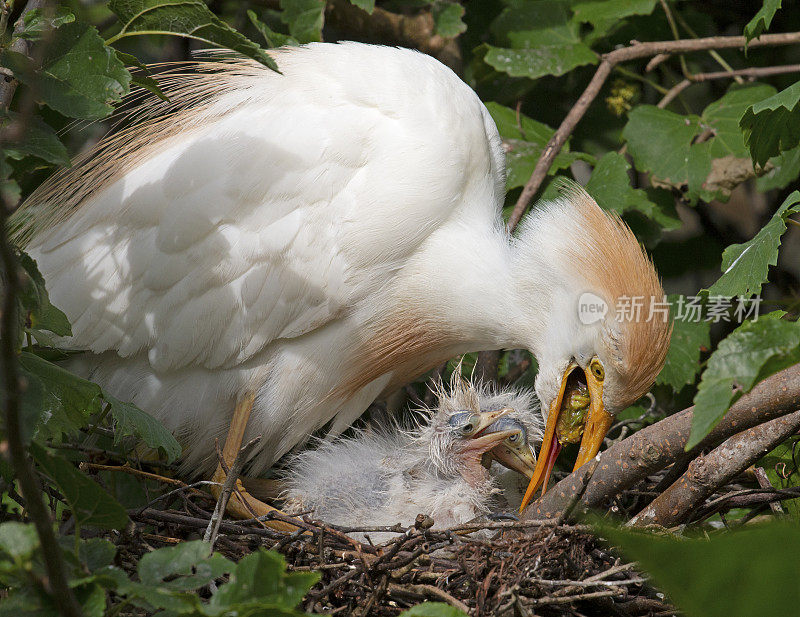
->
458, 413, 481, 436
507, 433, 520, 443
590, 359, 605, 381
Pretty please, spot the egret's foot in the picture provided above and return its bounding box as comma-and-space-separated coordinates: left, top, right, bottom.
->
210, 468, 298, 533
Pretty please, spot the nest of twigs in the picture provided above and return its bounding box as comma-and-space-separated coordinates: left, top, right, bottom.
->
117, 492, 676, 617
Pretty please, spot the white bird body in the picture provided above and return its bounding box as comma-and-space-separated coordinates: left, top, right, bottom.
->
15, 43, 670, 480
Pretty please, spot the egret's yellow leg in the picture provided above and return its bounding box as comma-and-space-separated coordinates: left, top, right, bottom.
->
210, 393, 298, 533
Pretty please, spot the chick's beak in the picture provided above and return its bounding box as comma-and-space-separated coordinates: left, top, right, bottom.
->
464, 428, 521, 454
518, 364, 612, 512
489, 441, 537, 479
472, 407, 514, 434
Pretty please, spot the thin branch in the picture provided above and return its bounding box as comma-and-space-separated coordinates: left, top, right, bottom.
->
523, 363, 800, 520
629, 410, 800, 527
506, 30, 800, 231
658, 64, 800, 108
753, 466, 786, 514
0, 0, 44, 110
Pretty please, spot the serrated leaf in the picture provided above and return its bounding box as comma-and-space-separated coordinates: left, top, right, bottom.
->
279, 0, 325, 44
760, 439, 800, 517
1, 22, 130, 120
31, 443, 129, 529
16, 7, 75, 40
740, 80, 800, 167
209, 549, 319, 612
348, 0, 375, 13
688, 315, 800, 449
104, 392, 181, 462
107, 0, 278, 71
486, 0, 597, 80
708, 190, 800, 298
656, 311, 711, 391
0, 112, 69, 167
625, 85, 775, 203
744, 0, 782, 44
595, 521, 800, 617
138, 541, 233, 591
571, 0, 656, 25
247, 9, 299, 47
432, 2, 466, 38
18, 352, 102, 441
400, 603, 469, 617
585, 152, 681, 230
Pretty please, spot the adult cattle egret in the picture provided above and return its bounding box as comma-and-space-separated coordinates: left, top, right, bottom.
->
11, 42, 671, 521
282, 379, 541, 539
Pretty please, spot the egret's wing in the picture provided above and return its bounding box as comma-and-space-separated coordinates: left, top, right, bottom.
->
20, 44, 506, 373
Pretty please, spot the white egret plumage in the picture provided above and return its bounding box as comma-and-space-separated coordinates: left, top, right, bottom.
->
11, 42, 671, 520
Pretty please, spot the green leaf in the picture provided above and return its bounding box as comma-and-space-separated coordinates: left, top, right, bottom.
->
756, 145, 800, 191
744, 0, 782, 44
104, 392, 182, 462
115, 51, 169, 101
432, 2, 466, 38
740, 80, 800, 167
1, 22, 130, 120
688, 315, 800, 449
585, 152, 681, 230
18, 352, 102, 441
656, 305, 711, 390
571, 0, 656, 25
16, 7, 75, 40
708, 191, 800, 298
15, 250, 72, 339
625, 85, 775, 202
486, 0, 597, 80
107, 0, 278, 72
138, 541, 233, 591
31, 443, 129, 529
595, 521, 800, 617
400, 603, 469, 617
279, 0, 325, 44
247, 9, 299, 47
209, 549, 319, 612
485, 102, 588, 190
348, 0, 375, 13
760, 438, 800, 517
0, 523, 39, 561
0, 112, 70, 167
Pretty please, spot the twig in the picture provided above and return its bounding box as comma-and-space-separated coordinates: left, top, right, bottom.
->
525, 589, 624, 606
506, 31, 800, 231
524, 363, 800, 520
0, 3, 83, 616
753, 466, 786, 514
658, 64, 800, 108
387, 583, 471, 614
629, 410, 800, 527
132, 508, 283, 539
204, 436, 261, 546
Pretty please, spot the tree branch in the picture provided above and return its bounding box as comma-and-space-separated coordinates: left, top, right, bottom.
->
506, 31, 800, 231
629, 410, 800, 527
522, 363, 800, 520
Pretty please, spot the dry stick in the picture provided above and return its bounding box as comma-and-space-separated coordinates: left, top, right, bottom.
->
133, 508, 282, 539
506, 31, 800, 231
657, 64, 800, 109
0, 3, 83, 617
203, 436, 262, 545
387, 583, 472, 614
524, 363, 800, 520
753, 466, 785, 515
629, 410, 800, 527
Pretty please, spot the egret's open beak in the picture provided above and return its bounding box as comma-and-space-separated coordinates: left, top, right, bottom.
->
472, 407, 514, 434
518, 363, 613, 512
489, 441, 537, 479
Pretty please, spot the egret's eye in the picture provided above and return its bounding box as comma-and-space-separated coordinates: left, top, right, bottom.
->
590, 359, 605, 381
506, 432, 520, 444
448, 411, 481, 436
